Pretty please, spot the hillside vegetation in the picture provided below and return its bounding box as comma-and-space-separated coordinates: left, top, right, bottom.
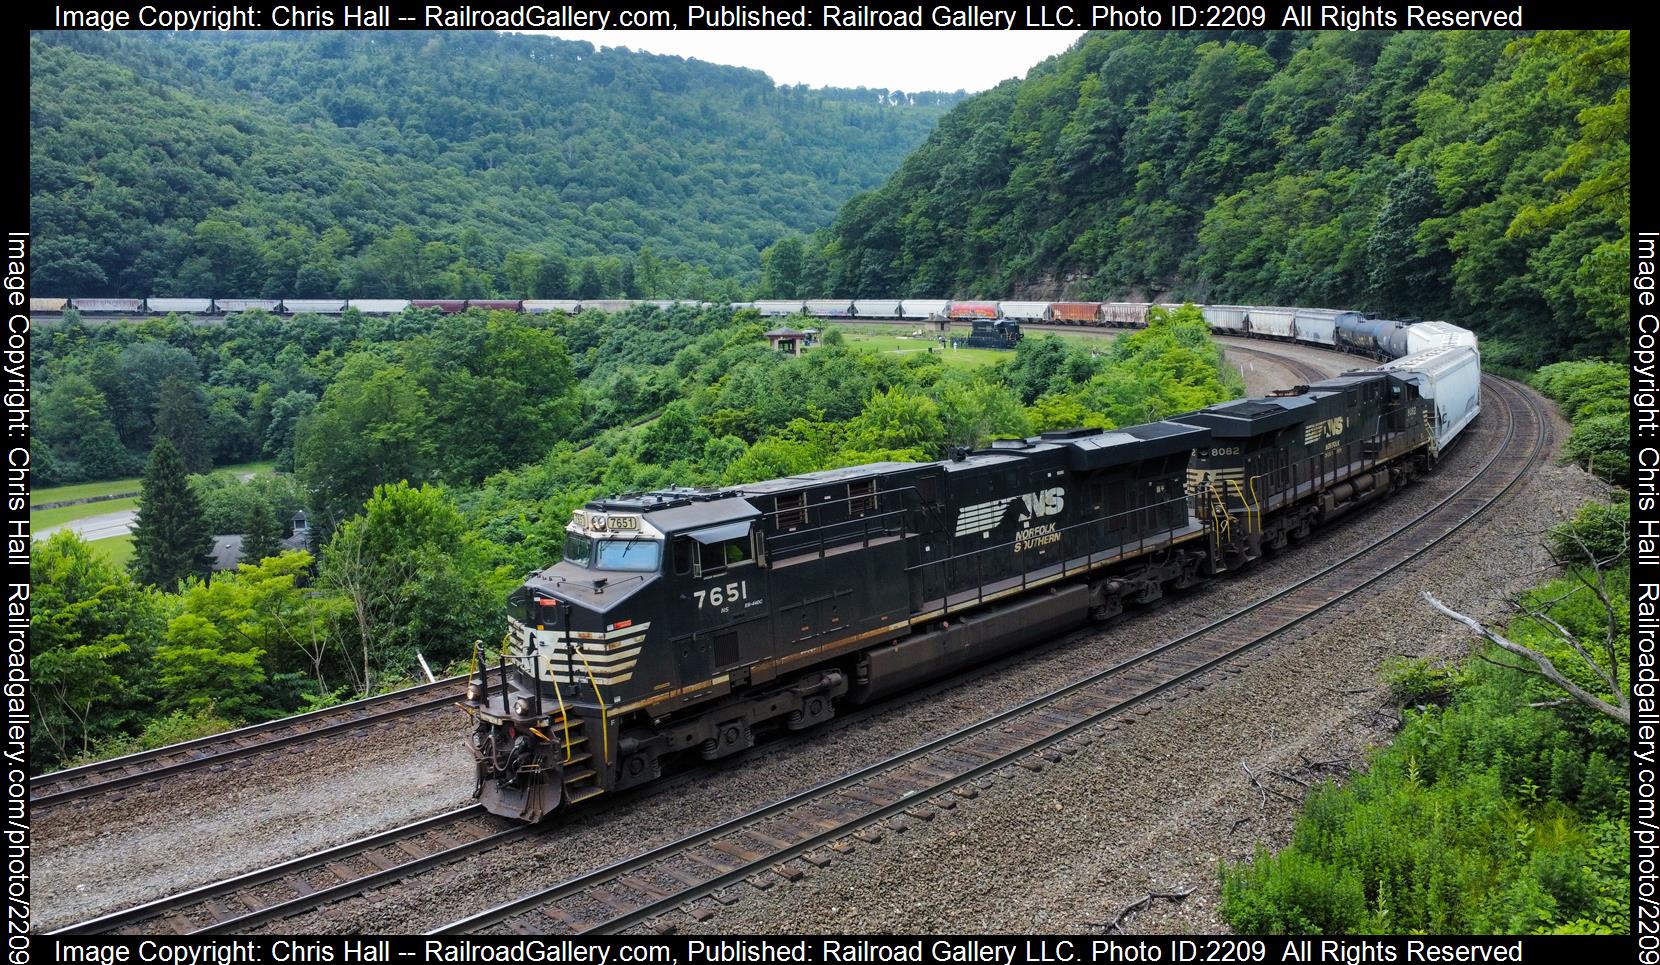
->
30, 31, 957, 300
30, 304, 1244, 771
781, 30, 1628, 366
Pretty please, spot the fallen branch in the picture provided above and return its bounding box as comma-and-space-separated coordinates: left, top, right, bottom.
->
1424, 591, 1629, 725
1100, 887, 1197, 934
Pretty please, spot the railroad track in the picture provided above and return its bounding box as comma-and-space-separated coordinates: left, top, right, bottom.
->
53, 378, 1541, 936
1220, 342, 1334, 385
30, 673, 494, 808
50, 806, 528, 935
423, 376, 1544, 936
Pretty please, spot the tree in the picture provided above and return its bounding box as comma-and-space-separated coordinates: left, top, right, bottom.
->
318, 483, 501, 694
295, 353, 436, 532
129, 438, 214, 589
241, 501, 283, 564
1423, 509, 1630, 726
31, 531, 166, 767
153, 375, 211, 474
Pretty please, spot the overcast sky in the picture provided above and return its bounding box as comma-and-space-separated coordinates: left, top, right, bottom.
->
531, 31, 1088, 93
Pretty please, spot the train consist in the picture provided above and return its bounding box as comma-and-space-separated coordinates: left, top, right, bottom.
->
34, 295, 1476, 363
463, 314, 1482, 821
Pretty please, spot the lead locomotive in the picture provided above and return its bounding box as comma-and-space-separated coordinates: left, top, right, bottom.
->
464, 349, 1478, 821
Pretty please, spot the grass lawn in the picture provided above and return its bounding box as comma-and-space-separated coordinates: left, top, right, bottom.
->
32, 458, 278, 509
836, 325, 1111, 368
31, 495, 139, 531
89, 534, 134, 568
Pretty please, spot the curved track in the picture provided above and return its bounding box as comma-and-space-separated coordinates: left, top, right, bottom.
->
46, 355, 1537, 936
30, 673, 493, 808
424, 377, 1542, 935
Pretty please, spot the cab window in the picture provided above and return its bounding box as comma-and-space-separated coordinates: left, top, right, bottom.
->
696, 537, 753, 577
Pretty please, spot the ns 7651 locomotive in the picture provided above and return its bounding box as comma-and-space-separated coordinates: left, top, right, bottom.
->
462, 345, 1480, 821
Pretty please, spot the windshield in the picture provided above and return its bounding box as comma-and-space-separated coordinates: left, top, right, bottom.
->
563, 533, 593, 566
593, 538, 662, 572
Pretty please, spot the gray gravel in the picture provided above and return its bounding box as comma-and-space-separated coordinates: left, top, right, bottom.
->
36, 348, 1602, 938
33, 707, 477, 929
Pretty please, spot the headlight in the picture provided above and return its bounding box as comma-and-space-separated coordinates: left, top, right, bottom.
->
513, 697, 532, 717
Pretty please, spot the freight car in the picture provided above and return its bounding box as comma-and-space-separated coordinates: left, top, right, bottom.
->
463, 338, 1479, 821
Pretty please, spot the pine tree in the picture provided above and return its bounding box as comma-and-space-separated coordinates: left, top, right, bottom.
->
240, 500, 283, 565
129, 438, 213, 589
153, 375, 211, 474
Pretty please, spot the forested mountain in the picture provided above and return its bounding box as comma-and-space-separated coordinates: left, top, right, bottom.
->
791, 30, 1627, 365
29, 31, 958, 299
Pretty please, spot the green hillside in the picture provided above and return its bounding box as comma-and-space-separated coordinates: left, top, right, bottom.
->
30, 31, 958, 300
803, 30, 1627, 365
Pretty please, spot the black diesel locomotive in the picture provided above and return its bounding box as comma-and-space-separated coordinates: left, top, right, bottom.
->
463, 360, 1469, 821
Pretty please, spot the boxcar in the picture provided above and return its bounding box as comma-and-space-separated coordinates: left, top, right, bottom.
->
467, 299, 524, 312
753, 300, 806, 317
30, 298, 68, 312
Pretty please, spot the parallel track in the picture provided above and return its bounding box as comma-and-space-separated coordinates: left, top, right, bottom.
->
53, 377, 1542, 936
425, 376, 1544, 936
30, 673, 493, 808
50, 806, 527, 935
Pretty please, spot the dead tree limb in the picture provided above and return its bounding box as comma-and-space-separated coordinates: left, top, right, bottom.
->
1100, 887, 1197, 934
1423, 591, 1628, 725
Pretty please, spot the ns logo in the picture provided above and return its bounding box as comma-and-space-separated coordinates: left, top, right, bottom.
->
1020, 487, 1065, 523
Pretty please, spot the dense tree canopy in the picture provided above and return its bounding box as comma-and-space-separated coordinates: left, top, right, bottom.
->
809, 30, 1628, 366
30, 31, 959, 299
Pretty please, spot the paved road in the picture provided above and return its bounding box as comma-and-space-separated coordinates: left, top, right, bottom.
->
36, 509, 138, 542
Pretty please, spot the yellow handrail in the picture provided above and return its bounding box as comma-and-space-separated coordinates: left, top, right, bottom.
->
571, 642, 611, 767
